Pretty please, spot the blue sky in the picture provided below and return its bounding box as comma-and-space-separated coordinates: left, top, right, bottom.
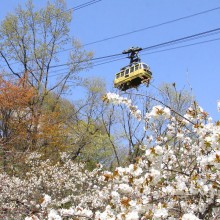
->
1, 0, 220, 119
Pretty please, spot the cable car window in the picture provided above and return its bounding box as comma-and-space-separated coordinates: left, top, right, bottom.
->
121, 71, 124, 77
130, 66, 134, 73
135, 65, 139, 71
143, 64, 149, 69
125, 69, 129, 75
116, 73, 120, 79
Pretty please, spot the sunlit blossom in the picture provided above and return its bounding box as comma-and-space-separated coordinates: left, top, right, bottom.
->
1, 93, 220, 219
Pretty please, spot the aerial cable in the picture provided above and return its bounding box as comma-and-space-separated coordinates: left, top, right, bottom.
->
141, 37, 220, 56
48, 36, 220, 78
10, 51, 123, 72
12, 34, 220, 79
84, 36, 220, 69
93, 57, 125, 67
49, 27, 220, 70
52, 0, 102, 14
124, 91, 195, 125
49, 52, 123, 69
141, 28, 220, 52
50, 27, 220, 69
90, 37, 220, 67
49, 6, 220, 54
74, 0, 102, 11
25, 34, 220, 78
33, 1, 103, 24
6, 27, 220, 76
1, 5, 219, 69
0, 0, 103, 69
82, 6, 220, 47
148, 82, 170, 99
15, 34, 220, 79
43, 57, 125, 78
3, 31, 218, 79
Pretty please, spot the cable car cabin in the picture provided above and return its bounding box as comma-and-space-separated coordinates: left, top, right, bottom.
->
114, 62, 152, 91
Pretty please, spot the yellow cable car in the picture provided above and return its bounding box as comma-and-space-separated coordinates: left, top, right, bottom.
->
114, 63, 152, 91
114, 62, 152, 91
114, 47, 152, 91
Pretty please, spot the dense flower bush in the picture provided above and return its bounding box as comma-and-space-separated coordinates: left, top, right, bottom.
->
1, 93, 220, 219
0, 155, 110, 219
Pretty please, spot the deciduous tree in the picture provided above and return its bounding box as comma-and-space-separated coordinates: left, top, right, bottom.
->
0, 76, 35, 173
0, 0, 92, 150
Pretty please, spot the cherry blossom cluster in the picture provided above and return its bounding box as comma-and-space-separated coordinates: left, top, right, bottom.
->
1, 155, 110, 219
145, 105, 171, 120
1, 93, 220, 219
96, 94, 220, 219
104, 93, 142, 120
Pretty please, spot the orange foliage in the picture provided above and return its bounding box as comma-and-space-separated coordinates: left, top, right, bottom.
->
36, 111, 69, 160
0, 75, 70, 173
0, 76, 35, 109
0, 76, 36, 173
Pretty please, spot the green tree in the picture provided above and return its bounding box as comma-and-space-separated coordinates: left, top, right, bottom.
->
66, 78, 114, 169
0, 0, 92, 151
